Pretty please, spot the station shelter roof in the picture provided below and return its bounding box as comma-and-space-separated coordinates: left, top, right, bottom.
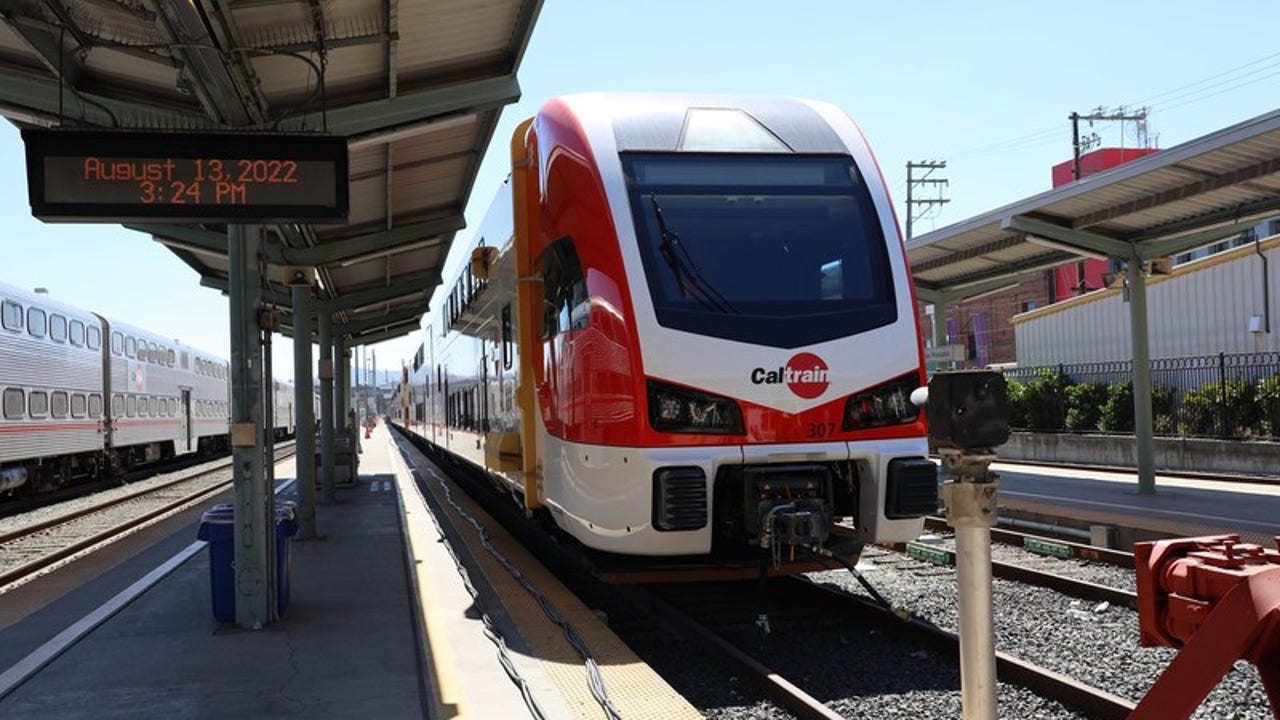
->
0, 0, 543, 347
907, 107, 1280, 302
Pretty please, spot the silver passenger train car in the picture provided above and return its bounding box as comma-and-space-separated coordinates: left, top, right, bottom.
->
1, 281, 296, 496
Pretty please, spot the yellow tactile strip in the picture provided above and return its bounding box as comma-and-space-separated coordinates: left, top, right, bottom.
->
394, 439, 703, 720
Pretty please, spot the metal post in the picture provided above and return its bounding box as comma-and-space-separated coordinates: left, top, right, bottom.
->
929, 298, 949, 374
1127, 254, 1157, 494
318, 311, 335, 504
292, 283, 317, 539
229, 224, 270, 628
941, 451, 999, 720
337, 343, 350, 441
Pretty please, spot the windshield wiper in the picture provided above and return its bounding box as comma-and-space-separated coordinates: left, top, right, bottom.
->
648, 193, 736, 313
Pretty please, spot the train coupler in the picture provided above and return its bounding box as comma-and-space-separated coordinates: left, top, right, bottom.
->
758, 498, 830, 568
1129, 534, 1280, 720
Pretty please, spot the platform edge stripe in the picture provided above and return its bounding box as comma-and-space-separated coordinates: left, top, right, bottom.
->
0, 540, 205, 701
389, 441, 465, 718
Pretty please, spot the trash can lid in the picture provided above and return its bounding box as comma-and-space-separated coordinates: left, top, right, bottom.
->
200, 503, 235, 524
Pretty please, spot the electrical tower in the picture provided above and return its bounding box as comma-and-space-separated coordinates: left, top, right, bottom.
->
905, 160, 950, 240
1069, 106, 1151, 180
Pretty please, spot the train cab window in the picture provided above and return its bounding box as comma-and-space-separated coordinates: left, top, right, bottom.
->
69, 320, 85, 347
125, 337, 136, 359
111, 331, 123, 356
51, 391, 69, 419
623, 153, 896, 348
112, 394, 124, 416
1, 300, 22, 332
126, 395, 136, 417
3, 388, 23, 418
29, 391, 48, 418
87, 325, 101, 351
539, 236, 587, 337
50, 314, 67, 343
71, 393, 87, 418
89, 394, 102, 418
27, 308, 46, 338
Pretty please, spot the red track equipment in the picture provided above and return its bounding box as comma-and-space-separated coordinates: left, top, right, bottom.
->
1130, 534, 1280, 719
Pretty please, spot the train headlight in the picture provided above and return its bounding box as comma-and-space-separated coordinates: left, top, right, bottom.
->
842, 372, 921, 431
647, 380, 745, 434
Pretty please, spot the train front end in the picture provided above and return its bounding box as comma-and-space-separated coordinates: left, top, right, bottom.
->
522, 94, 933, 571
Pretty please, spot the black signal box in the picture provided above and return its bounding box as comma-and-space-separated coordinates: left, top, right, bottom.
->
927, 370, 1010, 449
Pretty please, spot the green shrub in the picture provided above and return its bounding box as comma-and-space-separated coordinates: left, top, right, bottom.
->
1005, 377, 1030, 429
1064, 382, 1108, 432
1257, 375, 1280, 438
1022, 369, 1069, 431
1178, 379, 1257, 437
1099, 382, 1134, 432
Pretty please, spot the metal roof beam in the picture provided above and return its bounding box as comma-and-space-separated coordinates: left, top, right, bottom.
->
347, 321, 421, 347
918, 251, 1077, 292
318, 273, 437, 312
1002, 215, 1131, 259
1071, 155, 1280, 229
284, 215, 463, 265
134, 224, 227, 256
915, 274, 1037, 305
911, 235, 1026, 273
281, 74, 520, 136
0, 70, 204, 127
1142, 223, 1268, 260
335, 311, 421, 337
1130, 194, 1280, 242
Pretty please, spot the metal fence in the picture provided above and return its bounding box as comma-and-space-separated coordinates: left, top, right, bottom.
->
1002, 352, 1280, 439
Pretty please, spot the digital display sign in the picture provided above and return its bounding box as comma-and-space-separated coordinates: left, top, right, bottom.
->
22, 129, 349, 223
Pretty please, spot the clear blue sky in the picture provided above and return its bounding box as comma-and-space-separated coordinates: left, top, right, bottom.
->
4, 0, 1279, 382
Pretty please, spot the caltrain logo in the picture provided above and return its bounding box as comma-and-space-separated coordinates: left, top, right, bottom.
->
750, 352, 829, 399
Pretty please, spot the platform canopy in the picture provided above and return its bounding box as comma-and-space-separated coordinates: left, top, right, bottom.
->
906, 105, 1280, 493
0, 0, 543, 346
907, 107, 1280, 302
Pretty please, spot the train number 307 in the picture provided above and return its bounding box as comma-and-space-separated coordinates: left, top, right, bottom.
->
807, 422, 837, 438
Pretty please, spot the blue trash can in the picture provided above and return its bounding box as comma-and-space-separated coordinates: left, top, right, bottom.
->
197, 503, 298, 621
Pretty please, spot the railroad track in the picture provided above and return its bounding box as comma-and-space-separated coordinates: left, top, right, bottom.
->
0, 444, 295, 591
628, 576, 1137, 720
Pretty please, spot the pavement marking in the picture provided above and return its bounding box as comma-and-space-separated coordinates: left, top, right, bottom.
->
0, 541, 205, 700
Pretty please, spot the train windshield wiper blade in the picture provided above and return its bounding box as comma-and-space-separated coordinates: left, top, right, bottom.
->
648, 193, 736, 313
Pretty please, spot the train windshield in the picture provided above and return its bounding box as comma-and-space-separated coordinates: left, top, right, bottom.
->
622, 153, 897, 349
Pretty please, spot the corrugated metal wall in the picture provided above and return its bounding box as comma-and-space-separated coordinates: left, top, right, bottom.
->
1014, 236, 1280, 365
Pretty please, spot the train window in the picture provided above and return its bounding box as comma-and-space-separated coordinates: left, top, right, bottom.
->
112, 394, 124, 416
138, 344, 149, 363
3, 388, 23, 418
150, 397, 159, 416
29, 391, 48, 418
168, 398, 177, 415
89, 394, 102, 418
87, 325, 101, 350
501, 304, 513, 370
51, 391, 68, 419
539, 236, 586, 337
168, 349, 176, 366
111, 331, 123, 356
126, 395, 136, 417
50, 314, 67, 342
1, 300, 22, 332
181, 351, 189, 370
71, 393, 87, 418
69, 320, 85, 346
125, 336, 136, 358
27, 307, 46, 338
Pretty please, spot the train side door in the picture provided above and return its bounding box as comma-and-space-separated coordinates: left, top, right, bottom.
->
179, 388, 192, 452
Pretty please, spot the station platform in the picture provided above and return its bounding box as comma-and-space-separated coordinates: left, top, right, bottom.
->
0, 421, 698, 720
989, 460, 1280, 546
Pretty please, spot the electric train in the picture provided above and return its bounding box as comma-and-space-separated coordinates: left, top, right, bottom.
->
393, 93, 936, 574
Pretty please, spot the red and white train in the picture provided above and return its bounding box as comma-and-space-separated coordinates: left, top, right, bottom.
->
393, 93, 935, 574
0, 280, 299, 496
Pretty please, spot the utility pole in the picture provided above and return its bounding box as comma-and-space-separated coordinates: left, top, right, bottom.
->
1068, 107, 1149, 292
905, 160, 950, 241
